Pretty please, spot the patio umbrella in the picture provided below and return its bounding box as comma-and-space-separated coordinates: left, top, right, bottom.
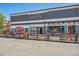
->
5, 24, 10, 30
16, 25, 24, 30
10, 26, 16, 32
10, 26, 16, 28
24, 25, 31, 32
24, 25, 30, 28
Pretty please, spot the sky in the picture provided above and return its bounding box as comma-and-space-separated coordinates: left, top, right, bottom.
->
0, 3, 78, 21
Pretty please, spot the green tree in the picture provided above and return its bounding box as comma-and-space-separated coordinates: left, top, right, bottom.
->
0, 13, 6, 33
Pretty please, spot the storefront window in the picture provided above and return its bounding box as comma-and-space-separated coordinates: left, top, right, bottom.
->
53, 26, 59, 33
60, 26, 65, 33
47, 26, 52, 33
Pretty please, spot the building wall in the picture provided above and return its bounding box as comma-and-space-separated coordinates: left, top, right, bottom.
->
10, 5, 79, 35
11, 8, 79, 22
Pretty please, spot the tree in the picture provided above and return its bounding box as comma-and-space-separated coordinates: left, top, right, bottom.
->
0, 13, 6, 33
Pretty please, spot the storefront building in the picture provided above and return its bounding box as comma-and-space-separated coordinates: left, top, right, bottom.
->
10, 4, 79, 36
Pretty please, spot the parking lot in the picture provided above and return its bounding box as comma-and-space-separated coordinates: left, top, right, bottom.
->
0, 38, 79, 56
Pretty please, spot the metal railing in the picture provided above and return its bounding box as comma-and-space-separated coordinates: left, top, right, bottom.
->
0, 32, 79, 43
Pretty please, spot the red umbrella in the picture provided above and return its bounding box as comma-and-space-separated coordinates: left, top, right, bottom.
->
16, 25, 23, 30
5, 24, 10, 30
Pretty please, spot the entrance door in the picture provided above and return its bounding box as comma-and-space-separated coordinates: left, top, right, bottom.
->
68, 26, 76, 34
40, 27, 43, 34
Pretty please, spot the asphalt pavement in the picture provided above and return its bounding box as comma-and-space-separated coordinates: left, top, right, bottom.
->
0, 38, 79, 56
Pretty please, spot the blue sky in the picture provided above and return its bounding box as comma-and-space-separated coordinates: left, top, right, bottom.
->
0, 3, 77, 21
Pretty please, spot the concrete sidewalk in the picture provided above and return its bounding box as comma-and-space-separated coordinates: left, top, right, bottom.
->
0, 38, 79, 56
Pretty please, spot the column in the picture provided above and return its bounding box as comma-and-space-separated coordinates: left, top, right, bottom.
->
64, 26, 67, 34
76, 25, 79, 34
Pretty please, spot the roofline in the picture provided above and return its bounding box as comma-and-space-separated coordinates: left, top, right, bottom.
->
11, 4, 79, 16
